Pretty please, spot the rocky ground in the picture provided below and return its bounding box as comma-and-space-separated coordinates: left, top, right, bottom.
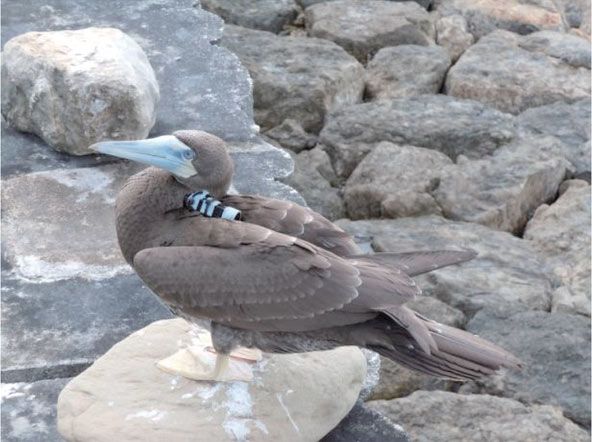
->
1, 0, 591, 441
204, 0, 591, 439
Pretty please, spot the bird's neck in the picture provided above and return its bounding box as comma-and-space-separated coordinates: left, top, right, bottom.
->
115, 167, 190, 264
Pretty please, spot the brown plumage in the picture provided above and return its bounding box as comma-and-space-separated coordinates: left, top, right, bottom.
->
91, 130, 522, 382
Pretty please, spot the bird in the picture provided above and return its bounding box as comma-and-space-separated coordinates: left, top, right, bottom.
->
90, 130, 522, 382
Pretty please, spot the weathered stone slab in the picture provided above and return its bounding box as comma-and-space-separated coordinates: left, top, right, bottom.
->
1, 120, 121, 178
1, 272, 170, 383
368, 391, 590, 442
445, 30, 591, 114
229, 141, 305, 204
2, 162, 140, 283
1, 378, 69, 442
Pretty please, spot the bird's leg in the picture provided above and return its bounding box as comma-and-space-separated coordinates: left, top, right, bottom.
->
156, 345, 260, 383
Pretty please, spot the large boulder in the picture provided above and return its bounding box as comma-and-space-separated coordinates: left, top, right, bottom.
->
344, 142, 452, 219
305, 0, 435, 63
434, 0, 565, 39
319, 95, 516, 178
221, 25, 364, 134
365, 45, 451, 100
517, 99, 591, 174
201, 0, 298, 33
432, 134, 570, 233
465, 310, 591, 428
445, 30, 591, 114
368, 391, 589, 442
524, 180, 591, 315
1, 28, 159, 156
336, 216, 555, 315
58, 318, 367, 441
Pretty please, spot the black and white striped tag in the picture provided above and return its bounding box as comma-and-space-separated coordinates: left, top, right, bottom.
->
183, 191, 241, 221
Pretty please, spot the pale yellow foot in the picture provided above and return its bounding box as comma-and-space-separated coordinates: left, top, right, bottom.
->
157, 345, 262, 382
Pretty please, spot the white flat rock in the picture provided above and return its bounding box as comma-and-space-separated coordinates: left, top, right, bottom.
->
57, 318, 367, 442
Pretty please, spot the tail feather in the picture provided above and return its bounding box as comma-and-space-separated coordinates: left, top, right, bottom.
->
370, 312, 522, 381
355, 250, 477, 276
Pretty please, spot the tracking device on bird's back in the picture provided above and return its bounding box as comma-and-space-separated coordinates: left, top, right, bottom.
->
184, 191, 242, 221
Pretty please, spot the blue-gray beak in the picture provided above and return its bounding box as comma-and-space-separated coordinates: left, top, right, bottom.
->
89, 135, 198, 178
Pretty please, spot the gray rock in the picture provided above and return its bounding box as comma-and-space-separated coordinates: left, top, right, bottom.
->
1, 378, 70, 442
524, 180, 591, 316
57, 318, 367, 442
282, 147, 345, 220
445, 30, 591, 114
407, 296, 466, 327
201, 0, 298, 33
305, 0, 435, 63
517, 99, 591, 174
1, 27, 159, 155
335, 216, 555, 315
322, 401, 409, 442
368, 391, 590, 442
465, 310, 591, 428
344, 142, 452, 219
1, 162, 140, 282
365, 45, 451, 100
435, 14, 474, 62
369, 297, 465, 401
228, 140, 305, 205
433, 134, 570, 233
0, 0, 267, 146
581, 0, 591, 34
434, 0, 565, 39
1, 272, 170, 383
520, 30, 591, 68
554, 0, 585, 28
1, 118, 121, 178
263, 118, 318, 153
0, 142, 301, 286
319, 94, 517, 178
299, 0, 431, 8
221, 25, 364, 134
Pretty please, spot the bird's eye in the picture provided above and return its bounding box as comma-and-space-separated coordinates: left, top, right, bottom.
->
182, 150, 195, 160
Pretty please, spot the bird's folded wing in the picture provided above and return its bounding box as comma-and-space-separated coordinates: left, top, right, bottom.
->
352, 249, 477, 276
221, 195, 360, 256
132, 239, 366, 329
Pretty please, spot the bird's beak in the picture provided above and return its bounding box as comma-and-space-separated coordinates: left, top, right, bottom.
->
89, 135, 198, 178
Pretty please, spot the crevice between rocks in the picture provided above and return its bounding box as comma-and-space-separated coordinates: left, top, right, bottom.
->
2, 360, 93, 384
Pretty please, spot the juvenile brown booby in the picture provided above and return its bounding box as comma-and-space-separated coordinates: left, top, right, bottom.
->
91, 130, 521, 382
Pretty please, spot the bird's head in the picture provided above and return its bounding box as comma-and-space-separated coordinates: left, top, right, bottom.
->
89, 130, 234, 198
